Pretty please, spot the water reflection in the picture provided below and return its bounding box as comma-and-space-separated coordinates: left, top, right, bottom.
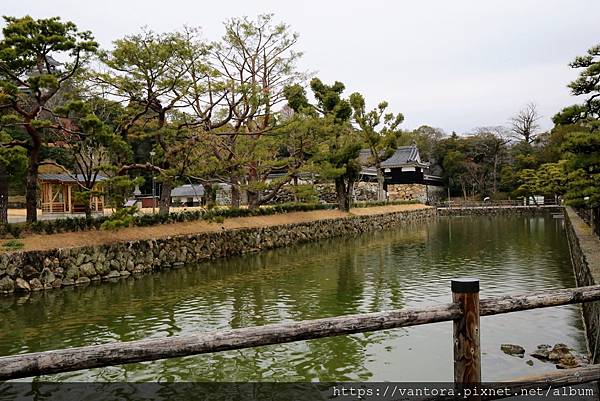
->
0, 215, 586, 382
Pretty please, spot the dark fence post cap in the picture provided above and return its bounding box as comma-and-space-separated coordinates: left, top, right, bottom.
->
451, 278, 480, 293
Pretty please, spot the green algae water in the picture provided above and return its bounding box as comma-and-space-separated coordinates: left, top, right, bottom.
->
0, 214, 586, 382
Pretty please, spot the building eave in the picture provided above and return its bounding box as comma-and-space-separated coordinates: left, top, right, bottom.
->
380, 162, 430, 169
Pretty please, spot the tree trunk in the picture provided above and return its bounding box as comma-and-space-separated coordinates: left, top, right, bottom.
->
0, 163, 7, 225
335, 177, 351, 212
247, 190, 259, 209
293, 176, 299, 202
25, 160, 39, 223
246, 162, 260, 209
83, 200, 92, 219
24, 127, 41, 223
376, 168, 386, 201
492, 156, 498, 195
347, 178, 355, 208
204, 184, 216, 209
159, 179, 172, 215
230, 183, 241, 209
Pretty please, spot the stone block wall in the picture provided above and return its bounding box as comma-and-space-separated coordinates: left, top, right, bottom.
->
387, 184, 427, 202
564, 207, 600, 364
0, 207, 436, 296
353, 182, 379, 202
387, 184, 445, 204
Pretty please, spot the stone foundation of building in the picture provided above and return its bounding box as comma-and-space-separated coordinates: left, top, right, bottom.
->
387, 184, 444, 203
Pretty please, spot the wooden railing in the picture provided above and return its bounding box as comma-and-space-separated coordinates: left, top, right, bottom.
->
41, 200, 104, 214
437, 200, 560, 208
576, 206, 600, 238
41, 202, 66, 213
0, 281, 598, 390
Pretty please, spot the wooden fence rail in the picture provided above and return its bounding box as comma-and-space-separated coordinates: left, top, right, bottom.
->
423, 365, 600, 401
436, 200, 560, 208
0, 283, 598, 382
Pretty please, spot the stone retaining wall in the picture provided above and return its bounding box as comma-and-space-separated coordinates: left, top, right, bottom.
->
0, 207, 436, 296
564, 206, 600, 364
437, 205, 563, 216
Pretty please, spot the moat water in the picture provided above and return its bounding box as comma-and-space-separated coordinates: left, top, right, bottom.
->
0, 214, 586, 382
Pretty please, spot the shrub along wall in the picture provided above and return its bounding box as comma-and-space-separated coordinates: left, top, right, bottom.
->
0, 207, 435, 295
1, 200, 419, 238
564, 206, 600, 364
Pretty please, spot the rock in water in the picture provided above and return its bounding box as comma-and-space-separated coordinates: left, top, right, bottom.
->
39, 268, 55, 285
15, 278, 31, 293
0, 276, 14, 293
556, 355, 580, 369
29, 278, 44, 291
548, 343, 571, 361
501, 344, 525, 358
531, 344, 587, 369
530, 344, 552, 361
75, 277, 90, 285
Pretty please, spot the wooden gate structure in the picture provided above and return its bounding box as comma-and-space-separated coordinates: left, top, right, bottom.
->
0, 280, 599, 395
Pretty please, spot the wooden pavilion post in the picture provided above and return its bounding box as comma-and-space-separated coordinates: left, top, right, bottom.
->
451, 278, 481, 392
67, 184, 72, 213
48, 182, 53, 214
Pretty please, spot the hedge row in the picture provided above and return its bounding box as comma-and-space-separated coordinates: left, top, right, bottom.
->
2, 200, 418, 237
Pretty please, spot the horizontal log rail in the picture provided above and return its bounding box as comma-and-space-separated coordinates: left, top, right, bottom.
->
479, 285, 600, 316
1, 302, 462, 380
436, 200, 560, 208
0, 284, 598, 381
507, 364, 600, 390
423, 365, 600, 401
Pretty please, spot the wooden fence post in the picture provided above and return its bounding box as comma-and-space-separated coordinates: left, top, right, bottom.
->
452, 278, 481, 390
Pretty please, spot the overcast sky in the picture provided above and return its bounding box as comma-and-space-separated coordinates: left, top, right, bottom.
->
3, 0, 600, 134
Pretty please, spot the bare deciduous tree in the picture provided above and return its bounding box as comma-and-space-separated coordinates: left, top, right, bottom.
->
510, 102, 542, 144
472, 126, 510, 194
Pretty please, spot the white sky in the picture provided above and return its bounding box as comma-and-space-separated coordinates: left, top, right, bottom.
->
3, 0, 600, 133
